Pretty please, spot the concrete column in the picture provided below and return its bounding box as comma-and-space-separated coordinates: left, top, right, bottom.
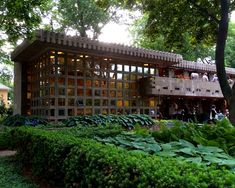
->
13, 62, 22, 115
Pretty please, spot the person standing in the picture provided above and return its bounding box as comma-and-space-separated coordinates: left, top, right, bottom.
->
202, 72, 209, 81
209, 105, 218, 123
211, 74, 218, 82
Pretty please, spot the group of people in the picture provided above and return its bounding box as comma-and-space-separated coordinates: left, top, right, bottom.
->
168, 102, 229, 123
191, 72, 218, 82
209, 105, 229, 123
191, 72, 235, 85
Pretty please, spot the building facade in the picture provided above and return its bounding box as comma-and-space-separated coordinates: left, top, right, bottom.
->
12, 30, 235, 121
0, 83, 10, 108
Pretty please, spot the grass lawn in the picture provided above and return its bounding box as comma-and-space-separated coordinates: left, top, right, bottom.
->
0, 156, 38, 188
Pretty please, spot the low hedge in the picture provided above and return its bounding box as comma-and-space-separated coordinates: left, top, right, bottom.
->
0, 127, 12, 150
11, 127, 235, 188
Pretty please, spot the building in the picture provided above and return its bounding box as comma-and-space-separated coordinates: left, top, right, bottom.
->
0, 83, 10, 108
11, 30, 235, 121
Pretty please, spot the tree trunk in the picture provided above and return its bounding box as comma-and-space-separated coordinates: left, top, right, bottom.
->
229, 95, 235, 124
215, 0, 235, 125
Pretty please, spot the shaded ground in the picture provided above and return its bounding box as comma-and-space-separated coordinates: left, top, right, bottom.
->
0, 155, 38, 188
0, 150, 57, 188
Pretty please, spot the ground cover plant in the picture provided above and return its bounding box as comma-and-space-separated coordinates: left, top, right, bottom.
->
152, 119, 235, 156
95, 132, 235, 172
63, 114, 154, 128
1, 114, 48, 127
0, 156, 38, 188
10, 126, 235, 187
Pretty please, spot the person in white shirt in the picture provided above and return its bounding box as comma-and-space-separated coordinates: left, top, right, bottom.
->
211, 74, 218, 82
202, 72, 209, 81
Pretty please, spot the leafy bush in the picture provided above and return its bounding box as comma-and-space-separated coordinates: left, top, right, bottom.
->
152, 119, 235, 156
63, 114, 154, 129
2, 114, 48, 127
11, 127, 235, 187
54, 124, 123, 139
0, 126, 12, 149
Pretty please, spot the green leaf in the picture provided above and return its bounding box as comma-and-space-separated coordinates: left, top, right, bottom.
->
197, 145, 224, 153
203, 156, 223, 164
161, 143, 172, 151
157, 151, 177, 157
220, 159, 235, 167
177, 148, 195, 156
178, 139, 196, 149
185, 157, 202, 164
148, 143, 161, 152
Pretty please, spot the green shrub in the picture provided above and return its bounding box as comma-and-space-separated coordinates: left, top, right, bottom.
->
0, 126, 12, 149
54, 124, 123, 138
63, 114, 154, 129
11, 127, 235, 188
11, 127, 79, 187
152, 119, 235, 156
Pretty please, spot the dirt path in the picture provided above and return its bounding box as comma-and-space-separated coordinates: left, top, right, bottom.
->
0, 150, 16, 157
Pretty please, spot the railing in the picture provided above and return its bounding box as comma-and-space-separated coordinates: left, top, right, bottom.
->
139, 77, 225, 98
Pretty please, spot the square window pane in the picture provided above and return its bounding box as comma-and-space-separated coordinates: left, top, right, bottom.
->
150, 68, 155, 75
131, 66, 136, 72
110, 100, 116, 106
68, 79, 75, 86
68, 109, 74, 116
117, 73, 123, 80
117, 82, 122, 89
124, 65, 129, 72
86, 99, 92, 106
144, 67, 148, 74
110, 90, 116, 97
117, 100, 123, 107
77, 89, 83, 96
117, 64, 122, 71
138, 67, 143, 73
94, 99, 100, 106
67, 88, 75, 96
95, 90, 101, 96
58, 98, 65, 106
77, 79, 84, 87
86, 89, 92, 96
58, 88, 65, 95
109, 72, 116, 79
117, 91, 122, 97
77, 109, 84, 115
110, 82, 115, 88
76, 98, 83, 106
58, 109, 65, 116
102, 99, 108, 106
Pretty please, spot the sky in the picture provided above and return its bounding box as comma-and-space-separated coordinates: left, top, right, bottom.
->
99, 22, 132, 45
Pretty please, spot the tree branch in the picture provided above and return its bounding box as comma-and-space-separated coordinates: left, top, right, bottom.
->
187, 0, 220, 24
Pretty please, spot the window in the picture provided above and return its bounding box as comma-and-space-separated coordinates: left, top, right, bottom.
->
117, 64, 122, 71
124, 65, 129, 72
58, 109, 65, 116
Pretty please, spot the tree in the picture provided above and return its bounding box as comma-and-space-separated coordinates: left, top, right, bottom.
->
57, 0, 121, 39
130, 14, 215, 61
0, 0, 52, 43
122, 0, 235, 125
225, 22, 235, 67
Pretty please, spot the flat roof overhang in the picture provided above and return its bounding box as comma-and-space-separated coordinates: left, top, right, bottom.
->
11, 30, 183, 68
